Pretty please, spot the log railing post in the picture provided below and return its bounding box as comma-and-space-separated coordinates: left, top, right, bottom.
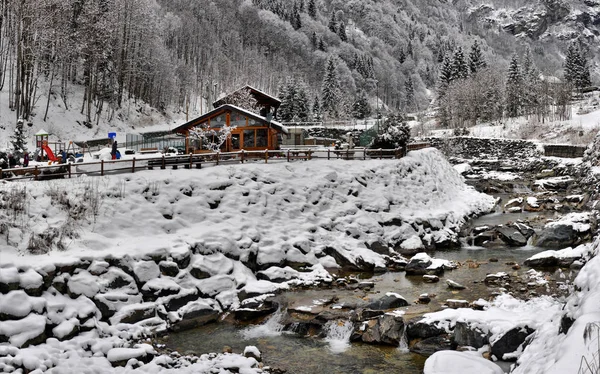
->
0, 168, 3, 180
364, 148, 366, 160
132, 158, 136, 173
287, 150, 290, 162
189, 153, 193, 169
34, 166, 38, 180
241, 150, 245, 164
327, 149, 330, 160
379, 148, 382, 159
265, 150, 268, 163
216, 151, 220, 165
161, 155, 166, 169
68, 163, 72, 178
101, 160, 105, 176
308, 150, 312, 160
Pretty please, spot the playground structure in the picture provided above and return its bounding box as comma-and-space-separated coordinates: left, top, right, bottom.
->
35, 129, 84, 163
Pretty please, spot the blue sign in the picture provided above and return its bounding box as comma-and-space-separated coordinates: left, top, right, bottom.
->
108, 132, 116, 139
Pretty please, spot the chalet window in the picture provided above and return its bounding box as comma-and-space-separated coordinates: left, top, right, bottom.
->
231, 113, 247, 128
243, 129, 255, 148
211, 114, 225, 128
256, 129, 268, 147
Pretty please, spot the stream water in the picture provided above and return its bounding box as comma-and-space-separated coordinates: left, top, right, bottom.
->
162, 210, 576, 373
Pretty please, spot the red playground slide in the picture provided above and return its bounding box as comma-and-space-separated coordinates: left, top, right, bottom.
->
42, 144, 58, 162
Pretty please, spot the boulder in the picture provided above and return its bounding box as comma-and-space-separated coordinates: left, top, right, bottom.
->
162, 288, 200, 312
132, 261, 160, 284
158, 261, 180, 277
19, 269, 45, 297
490, 326, 534, 361
170, 299, 220, 331
446, 280, 466, 290
453, 322, 489, 349
107, 345, 155, 367
496, 226, 528, 247
366, 293, 409, 310
0, 291, 45, 321
351, 313, 405, 346
110, 303, 157, 325
235, 298, 279, 322
423, 275, 439, 283
410, 335, 454, 356
446, 299, 469, 309
484, 272, 510, 286
405, 253, 433, 275
0, 267, 20, 294
534, 224, 579, 249
473, 231, 496, 246
406, 317, 447, 340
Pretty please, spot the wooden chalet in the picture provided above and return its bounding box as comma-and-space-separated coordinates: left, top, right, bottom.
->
173, 104, 289, 153
212, 85, 281, 118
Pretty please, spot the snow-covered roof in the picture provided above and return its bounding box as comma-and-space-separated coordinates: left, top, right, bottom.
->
35, 129, 49, 136
172, 104, 288, 134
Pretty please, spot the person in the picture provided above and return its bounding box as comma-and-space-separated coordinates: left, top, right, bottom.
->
111, 139, 118, 160
23, 152, 29, 167
8, 153, 16, 168
61, 150, 67, 164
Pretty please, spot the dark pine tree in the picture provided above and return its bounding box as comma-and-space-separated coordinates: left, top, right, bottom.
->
438, 53, 454, 96
468, 41, 486, 74
563, 43, 578, 85
506, 55, 523, 117
10, 119, 27, 160
295, 82, 310, 122
318, 37, 326, 51
452, 47, 468, 80
405, 76, 415, 111
308, 0, 316, 19
328, 12, 337, 33
311, 32, 318, 49
321, 56, 340, 119
338, 21, 347, 42
352, 90, 371, 119
312, 95, 322, 121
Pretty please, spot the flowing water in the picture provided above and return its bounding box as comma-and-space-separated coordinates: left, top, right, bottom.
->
163, 211, 576, 373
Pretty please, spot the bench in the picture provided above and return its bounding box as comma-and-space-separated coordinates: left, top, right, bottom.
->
147, 155, 203, 170
140, 148, 159, 154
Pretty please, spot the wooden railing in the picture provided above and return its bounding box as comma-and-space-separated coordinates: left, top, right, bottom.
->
0, 144, 431, 182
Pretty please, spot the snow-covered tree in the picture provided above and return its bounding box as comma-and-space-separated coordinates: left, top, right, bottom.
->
352, 90, 371, 119
452, 47, 468, 80
295, 82, 310, 122
218, 88, 259, 114
437, 53, 454, 96
468, 41, 486, 74
312, 95, 322, 121
10, 119, 27, 160
328, 12, 337, 33
278, 77, 297, 122
564, 41, 592, 91
369, 113, 410, 150
405, 76, 415, 111
505, 55, 523, 118
321, 56, 340, 119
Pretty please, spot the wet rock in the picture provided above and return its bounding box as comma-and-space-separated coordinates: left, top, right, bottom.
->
163, 288, 200, 312
351, 313, 405, 346
234, 298, 279, 322
446, 299, 469, 309
170, 300, 220, 331
491, 326, 534, 361
357, 281, 375, 290
406, 317, 447, 340
446, 280, 466, 290
423, 275, 439, 283
410, 335, 454, 356
534, 224, 579, 249
504, 197, 523, 210
484, 272, 510, 286
453, 322, 489, 349
418, 294, 432, 304
323, 246, 375, 272
496, 226, 528, 247
243, 346, 262, 362
94, 292, 143, 320
366, 293, 409, 310
405, 253, 432, 275
360, 309, 385, 320
473, 231, 497, 246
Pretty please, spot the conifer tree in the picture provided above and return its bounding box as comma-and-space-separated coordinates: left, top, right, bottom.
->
468, 41, 486, 74
328, 12, 337, 33
563, 43, 578, 84
438, 53, 454, 96
321, 56, 340, 119
311, 32, 318, 49
295, 82, 310, 122
308, 0, 316, 19
312, 95, 322, 121
278, 77, 297, 122
352, 90, 371, 119
318, 38, 326, 51
10, 119, 27, 160
291, 3, 301, 30
338, 21, 347, 42
521, 48, 540, 115
405, 76, 415, 111
452, 47, 468, 80
505, 55, 523, 117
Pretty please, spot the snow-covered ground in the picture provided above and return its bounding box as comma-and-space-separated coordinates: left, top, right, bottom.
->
0, 148, 496, 373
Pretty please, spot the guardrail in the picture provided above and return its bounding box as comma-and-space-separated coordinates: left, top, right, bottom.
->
0, 144, 430, 182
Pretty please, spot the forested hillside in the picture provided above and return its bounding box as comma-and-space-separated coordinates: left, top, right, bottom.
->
0, 0, 598, 135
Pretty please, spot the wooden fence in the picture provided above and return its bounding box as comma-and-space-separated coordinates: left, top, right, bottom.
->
0, 144, 431, 182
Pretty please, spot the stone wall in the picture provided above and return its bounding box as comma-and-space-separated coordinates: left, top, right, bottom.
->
425, 137, 542, 160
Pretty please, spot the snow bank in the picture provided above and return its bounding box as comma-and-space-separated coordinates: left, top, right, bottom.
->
424, 350, 504, 374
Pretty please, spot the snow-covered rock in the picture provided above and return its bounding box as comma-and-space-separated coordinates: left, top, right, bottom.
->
424, 350, 504, 374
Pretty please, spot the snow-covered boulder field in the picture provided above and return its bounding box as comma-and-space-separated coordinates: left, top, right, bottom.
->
0, 148, 495, 372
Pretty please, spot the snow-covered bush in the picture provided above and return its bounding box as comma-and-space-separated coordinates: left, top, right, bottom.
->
369, 113, 411, 150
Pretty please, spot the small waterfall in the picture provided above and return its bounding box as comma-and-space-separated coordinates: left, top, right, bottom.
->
397, 326, 409, 353
323, 320, 354, 354
241, 308, 285, 339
